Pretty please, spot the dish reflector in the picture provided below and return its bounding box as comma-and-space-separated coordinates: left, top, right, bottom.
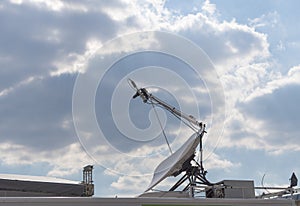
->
145, 133, 200, 192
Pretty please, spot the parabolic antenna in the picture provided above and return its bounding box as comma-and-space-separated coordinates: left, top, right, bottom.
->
129, 79, 210, 195
145, 133, 200, 192
129, 80, 299, 198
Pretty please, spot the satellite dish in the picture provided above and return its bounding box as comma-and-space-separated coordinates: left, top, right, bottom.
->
145, 133, 200, 192
129, 79, 210, 195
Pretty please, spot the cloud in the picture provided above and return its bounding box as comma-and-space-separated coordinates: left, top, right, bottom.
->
249, 11, 280, 29
245, 65, 300, 102
162, 3, 272, 116
0, 141, 92, 177
218, 65, 300, 155
238, 83, 300, 154
0, 1, 121, 88
51, 38, 103, 76
168, 12, 269, 71
1, 0, 299, 197
205, 153, 240, 171
0, 74, 77, 151
201, 0, 217, 16
110, 175, 149, 196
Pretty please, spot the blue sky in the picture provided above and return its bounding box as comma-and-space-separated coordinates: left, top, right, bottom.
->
0, 0, 299, 197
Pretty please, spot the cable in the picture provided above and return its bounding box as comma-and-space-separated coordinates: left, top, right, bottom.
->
261, 173, 271, 195
152, 102, 200, 135
147, 100, 198, 132
149, 99, 173, 154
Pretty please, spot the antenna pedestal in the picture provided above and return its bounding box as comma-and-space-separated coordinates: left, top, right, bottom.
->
169, 161, 211, 197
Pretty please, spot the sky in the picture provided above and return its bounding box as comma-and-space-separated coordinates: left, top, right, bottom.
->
0, 0, 300, 197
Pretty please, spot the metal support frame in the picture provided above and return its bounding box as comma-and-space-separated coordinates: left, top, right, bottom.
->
129, 80, 300, 199
168, 131, 212, 197
129, 79, 211, 197
82, 165, 94, 197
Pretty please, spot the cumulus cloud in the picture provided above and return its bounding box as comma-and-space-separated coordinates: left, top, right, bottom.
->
0, 0, 121, 87
245, 65, 300, 102
0, 74, 77, 151
238, 83, 300, 154
201, 0, 216, 16
169, 12, 269, 70
218, 64, 300, 156
205, 153, 240, 171
249, 11, 280, 29
110, 175, 149, 196
1, 0, 299, 197
0, 141, 92, 177
0, 0, 146, 178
